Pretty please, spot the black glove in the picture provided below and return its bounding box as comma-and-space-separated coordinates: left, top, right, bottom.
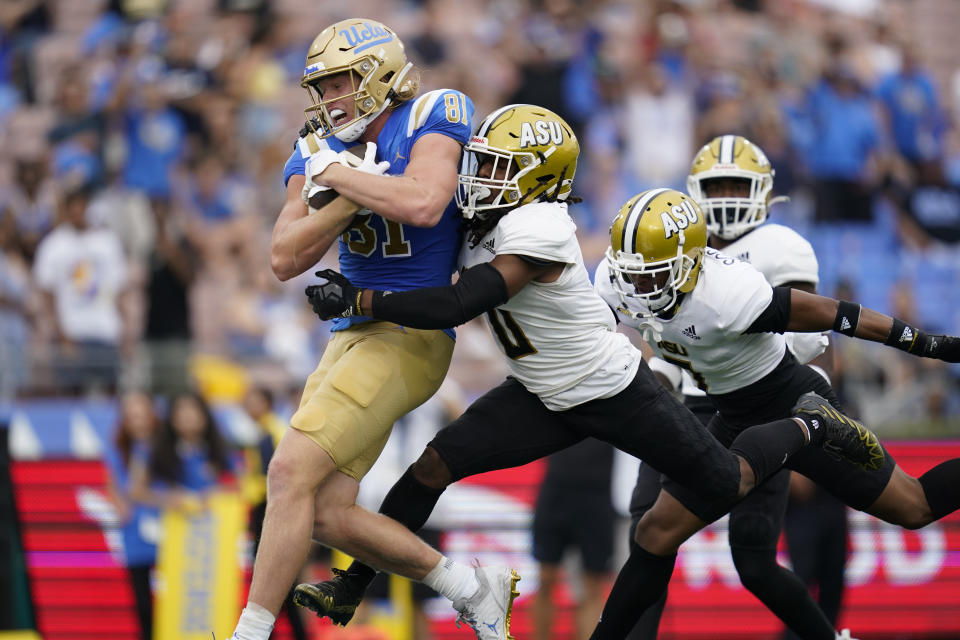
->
886, 319, 960, 363
925, 334, 960, 363
305, 269, 361, 320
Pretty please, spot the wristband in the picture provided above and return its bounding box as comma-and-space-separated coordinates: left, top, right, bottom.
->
832, 300, 861, 337
884, 318, 922, 354
355, 289, 365, 316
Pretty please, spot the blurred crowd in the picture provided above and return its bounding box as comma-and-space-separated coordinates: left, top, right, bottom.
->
0, 0, 959, 430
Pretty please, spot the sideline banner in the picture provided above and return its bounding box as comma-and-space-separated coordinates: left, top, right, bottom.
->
154, 493, 245, 640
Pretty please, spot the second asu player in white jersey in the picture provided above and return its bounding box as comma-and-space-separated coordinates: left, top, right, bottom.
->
593, 186, 960, 639
302, 105, 870, 639
626, 136, 840, 640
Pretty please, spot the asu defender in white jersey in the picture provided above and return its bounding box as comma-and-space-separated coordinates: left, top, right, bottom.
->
622, 137, 834, 640
599, 188, 960, 640
598, 245, 785, 394
459, 201, 638, 409
690, 134, 828, 366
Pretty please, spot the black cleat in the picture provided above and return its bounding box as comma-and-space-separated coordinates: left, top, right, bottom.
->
793, 392, 885, 471
292, 568, 366, 626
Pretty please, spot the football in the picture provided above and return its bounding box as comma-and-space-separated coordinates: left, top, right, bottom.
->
308, 187, 339, 210
307, 145, 366, 210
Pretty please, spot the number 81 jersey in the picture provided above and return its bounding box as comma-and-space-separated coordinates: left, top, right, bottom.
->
459, 202, 640, 411
283, 89, 474, 331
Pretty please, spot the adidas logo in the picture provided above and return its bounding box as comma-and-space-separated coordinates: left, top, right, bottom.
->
737, 251, 750, 262
839, 317, 851, 331
900, 326, 914, 343
481, 238, 496, 254
681, 325, 700, 340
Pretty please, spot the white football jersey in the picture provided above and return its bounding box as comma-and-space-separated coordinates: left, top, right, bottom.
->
723, 223, 819, 287
459, 202, 640, 411
644, 223, 827, 396
724, 223, 829, 367
596, 250, 786, 395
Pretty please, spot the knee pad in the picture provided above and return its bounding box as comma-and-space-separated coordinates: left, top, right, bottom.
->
729, 512, 780, 550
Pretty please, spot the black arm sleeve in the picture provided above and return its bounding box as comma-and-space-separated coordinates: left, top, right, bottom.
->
744, 286, 792, 334
369, 262, 510, 330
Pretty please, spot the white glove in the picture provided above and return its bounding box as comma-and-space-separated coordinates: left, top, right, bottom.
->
785, 331, 829, 365
305, 147, 341, 184
342, 141, 391, 176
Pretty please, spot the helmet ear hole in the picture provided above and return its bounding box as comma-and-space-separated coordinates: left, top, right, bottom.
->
458, 104, 578, 220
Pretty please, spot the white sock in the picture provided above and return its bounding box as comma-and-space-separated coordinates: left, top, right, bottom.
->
230, 602, 276, 640
422, 556, 479, 602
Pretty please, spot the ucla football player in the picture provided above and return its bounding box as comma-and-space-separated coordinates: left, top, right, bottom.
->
231, 18, 522, 640
592, 187, 960, 639
628, 136, 842, 640
301, 105, 878, 638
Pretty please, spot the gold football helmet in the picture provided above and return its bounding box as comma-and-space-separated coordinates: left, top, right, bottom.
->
301, 18, 418, 142
605, 188, 707, 316
457, 104, 579, 221
686, 135, 775, 240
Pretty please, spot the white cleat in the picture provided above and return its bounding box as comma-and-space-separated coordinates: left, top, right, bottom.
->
452, 565, 521, 640
836, 629, 859, 640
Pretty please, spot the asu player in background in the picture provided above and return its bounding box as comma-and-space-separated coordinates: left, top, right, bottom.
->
301, 105, 877, 639
230, 18, 519, 640
627, 136, 842, 640
592, 187, 960, 639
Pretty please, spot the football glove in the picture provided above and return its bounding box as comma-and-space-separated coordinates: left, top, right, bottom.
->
346, 141, 391, 176
305, 269, 362, 320
886, 320, 960, 363
926, 334, 960, 363
301, 135, 340, 210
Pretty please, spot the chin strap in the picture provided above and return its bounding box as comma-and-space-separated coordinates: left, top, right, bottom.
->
334, 98, 392, 143
334, 61, 412, 143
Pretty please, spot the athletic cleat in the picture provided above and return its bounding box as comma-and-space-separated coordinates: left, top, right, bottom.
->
453, 565, 521, 640
292, 568, 366, 626
793, 392, 884, 471
836, 629, 859, 640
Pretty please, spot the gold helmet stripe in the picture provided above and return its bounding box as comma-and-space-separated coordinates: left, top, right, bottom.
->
719, 134, 735, 164
476, 104, 515, 136
476, 103, 532, 137
621, 187, 671, 254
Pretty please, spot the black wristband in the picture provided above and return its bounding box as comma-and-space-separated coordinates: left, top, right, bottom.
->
885, 318, 923, 354
832, 300, 861, 337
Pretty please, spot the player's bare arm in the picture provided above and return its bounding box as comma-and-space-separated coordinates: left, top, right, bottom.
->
318, 133, 461, 227
783, 288, 960, 361
270, 174, 362, 281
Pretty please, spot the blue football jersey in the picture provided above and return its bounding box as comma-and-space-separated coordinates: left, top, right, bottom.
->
283, 89, 474, 333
